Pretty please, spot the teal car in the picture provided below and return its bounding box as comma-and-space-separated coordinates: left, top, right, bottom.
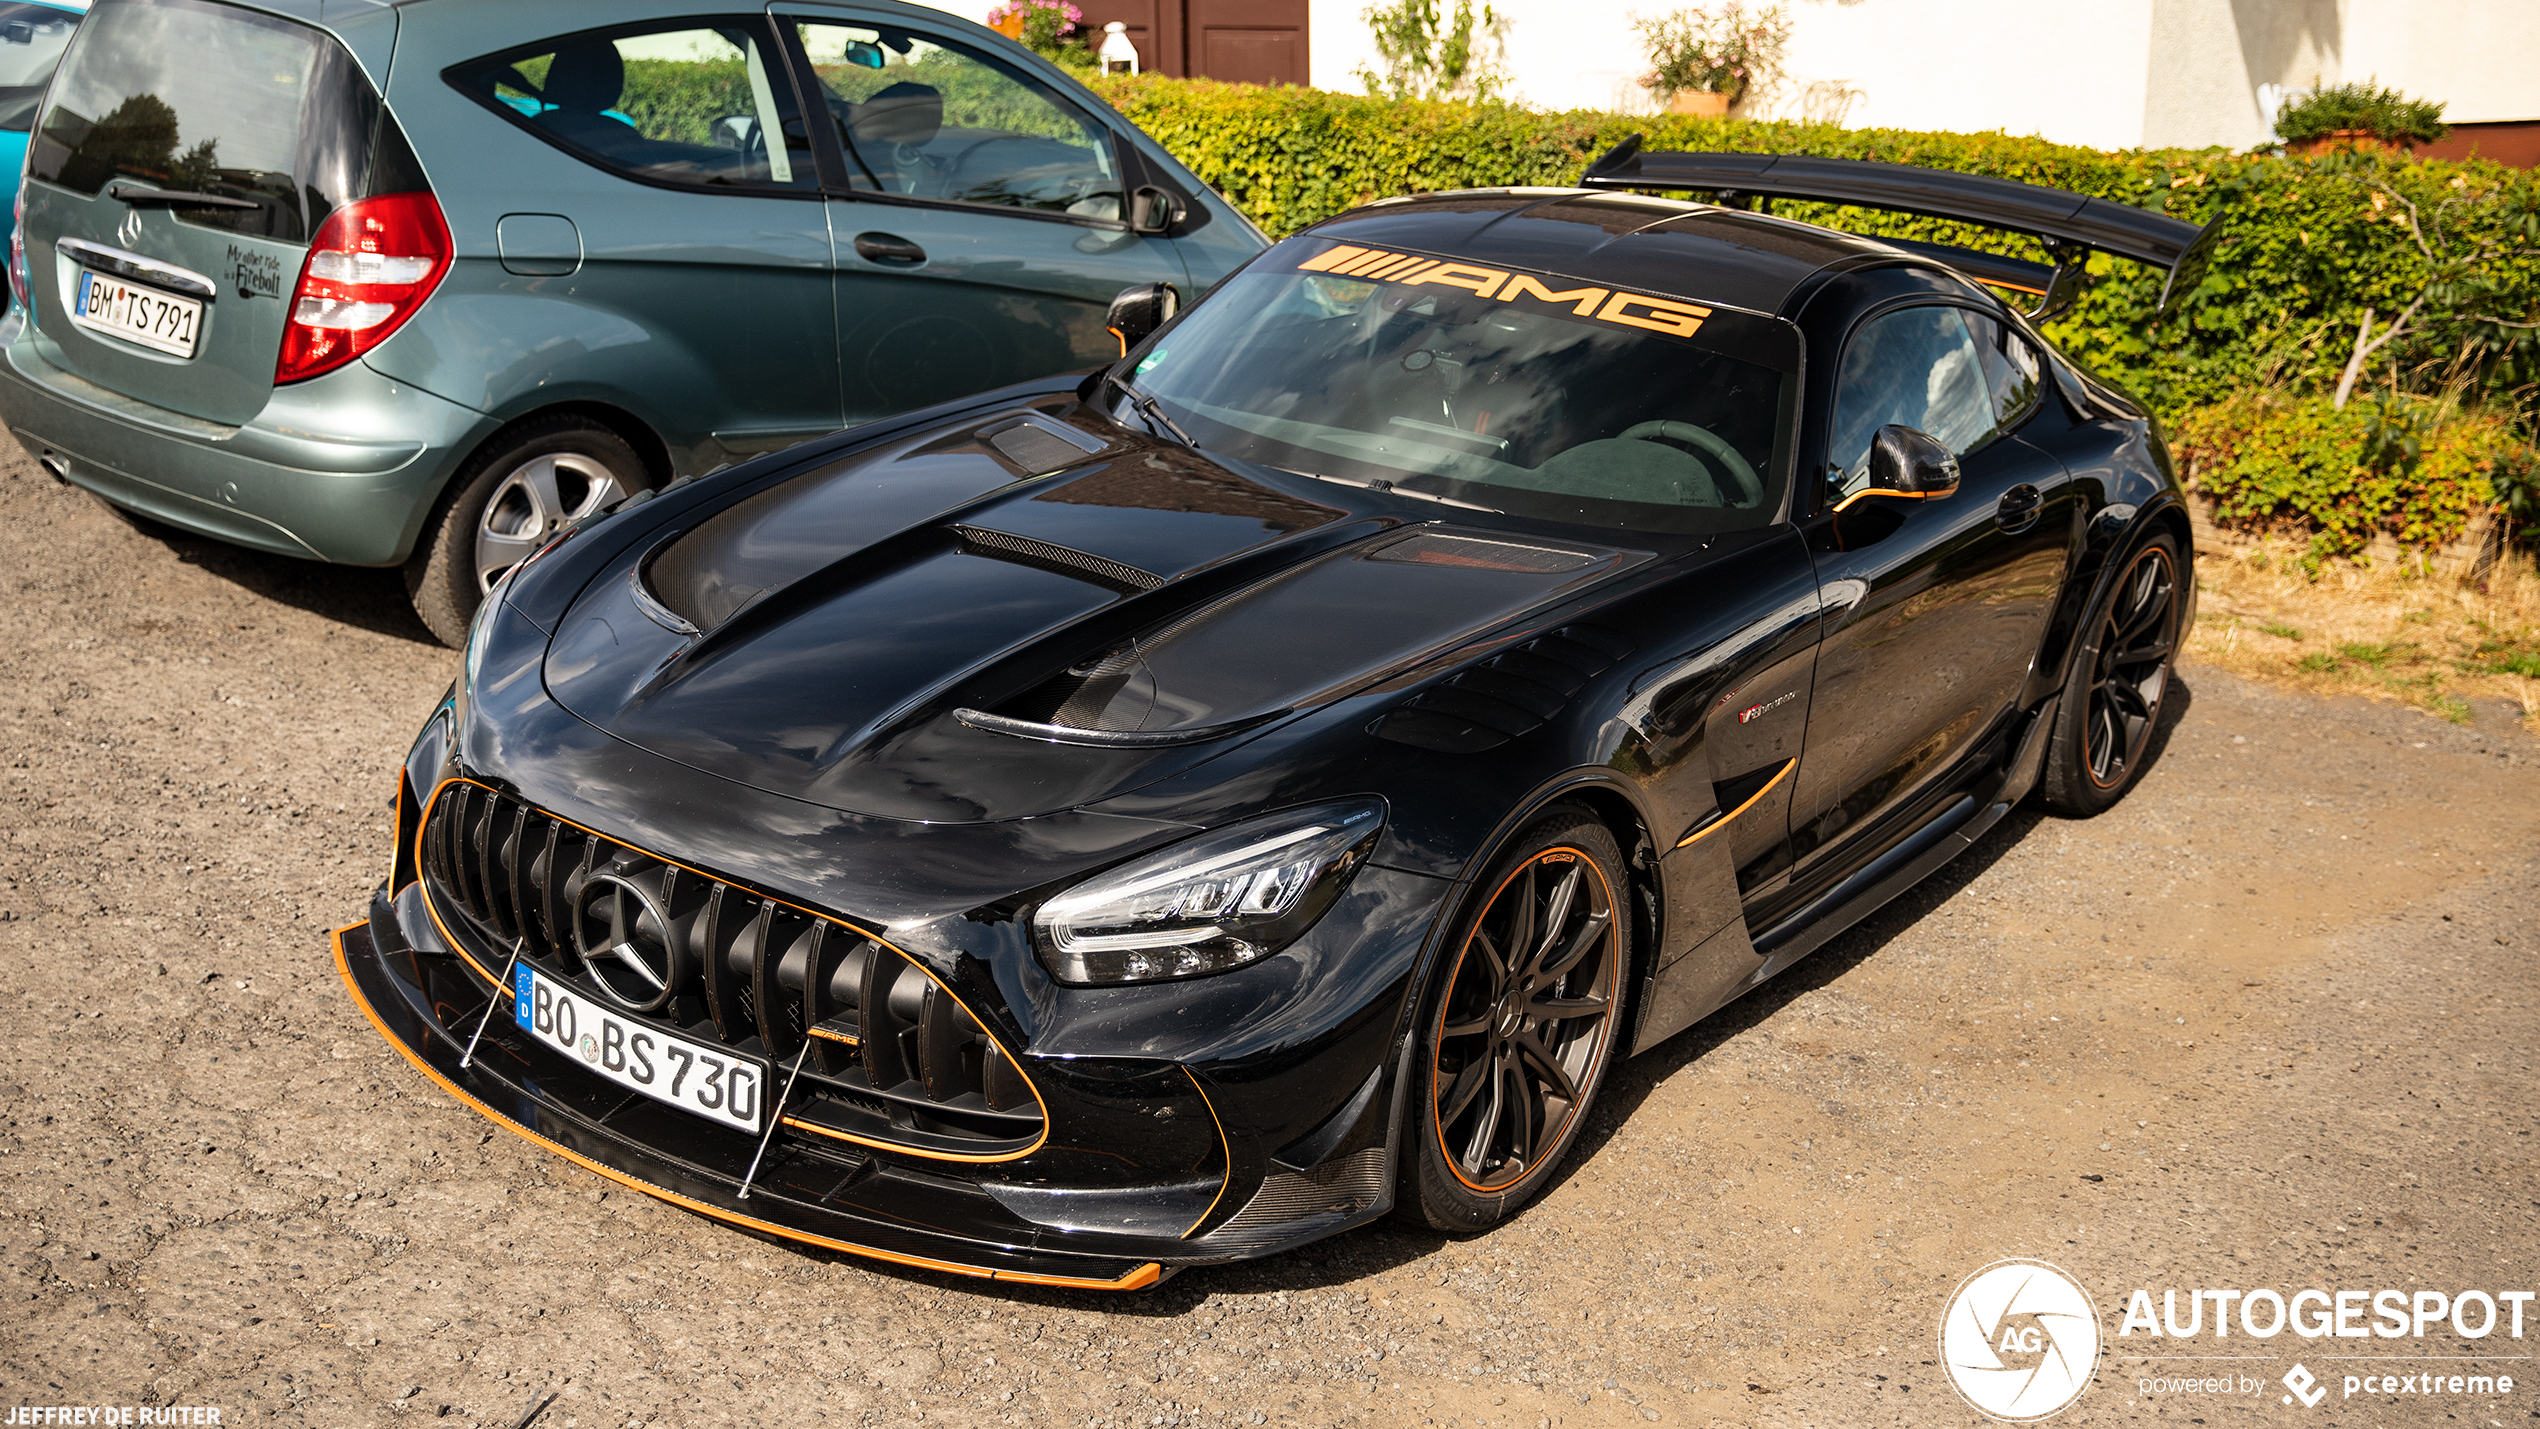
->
0, 0, 1264, 642
0, 0, 83, 256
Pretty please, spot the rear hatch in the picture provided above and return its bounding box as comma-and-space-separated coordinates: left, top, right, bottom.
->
21, 0, 416, 424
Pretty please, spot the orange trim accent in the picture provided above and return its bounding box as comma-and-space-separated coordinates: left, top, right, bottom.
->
1178, 1066, 1233, 1239
410, 777, 1051, 1163
1107, 325, 1127, 358
332, 923, 1161, 1293
1429, 847, 1620, 1195
1831, 486, 1934, 513
1675, 758, 1797, 849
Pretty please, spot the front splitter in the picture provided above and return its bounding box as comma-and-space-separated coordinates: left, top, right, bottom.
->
332, 916, 1164, 1291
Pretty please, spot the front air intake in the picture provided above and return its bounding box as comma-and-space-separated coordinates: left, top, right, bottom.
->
416, 779, 1042, 1159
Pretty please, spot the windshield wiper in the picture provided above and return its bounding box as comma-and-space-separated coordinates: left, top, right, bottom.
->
1104, 370, 1199, 450
1298, 469, 1501, 513
106, 182, 259, 211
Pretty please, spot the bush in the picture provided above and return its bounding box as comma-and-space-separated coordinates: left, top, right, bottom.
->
2274, 81, 2449, 146
2175, 393, 2529, 553
1088, 76, 2540, 419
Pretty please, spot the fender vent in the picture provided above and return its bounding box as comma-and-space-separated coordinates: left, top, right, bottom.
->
1370, 625, 1633, 754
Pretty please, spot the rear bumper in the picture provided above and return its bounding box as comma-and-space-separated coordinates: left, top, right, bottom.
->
335, 900, 1171, 1291
0, 317, 490, 565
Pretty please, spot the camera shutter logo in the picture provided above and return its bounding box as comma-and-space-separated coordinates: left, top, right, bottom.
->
1940, 1258, 2101, 1421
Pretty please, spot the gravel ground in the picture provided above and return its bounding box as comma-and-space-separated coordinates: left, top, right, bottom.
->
1, 451, 2533, 1429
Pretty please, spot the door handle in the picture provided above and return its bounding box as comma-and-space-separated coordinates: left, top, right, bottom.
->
1996, 483, 2044, 533
852, 232, 926, 266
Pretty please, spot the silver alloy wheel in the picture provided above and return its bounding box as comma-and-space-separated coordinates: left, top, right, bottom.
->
474, 452, 630, 592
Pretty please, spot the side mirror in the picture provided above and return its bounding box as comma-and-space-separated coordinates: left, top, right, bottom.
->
1842, 425, 1960, 509
1105, 282, 1180, 355
1129, 184, 1183, 236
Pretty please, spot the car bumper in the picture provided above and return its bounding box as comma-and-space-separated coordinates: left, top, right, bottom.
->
0, 316, 490, 565
336, 900, 1176, 1291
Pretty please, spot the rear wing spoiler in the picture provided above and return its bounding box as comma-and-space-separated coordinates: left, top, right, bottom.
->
1579, 138, 2218, 321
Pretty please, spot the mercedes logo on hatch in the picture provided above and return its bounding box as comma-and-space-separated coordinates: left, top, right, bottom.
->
572, 873, 679, 1012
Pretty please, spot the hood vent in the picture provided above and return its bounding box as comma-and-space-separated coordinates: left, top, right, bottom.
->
954, 524, 1162, 595
1367, 532, 1603, 574
978, 413, 1110, 476
1370, 625, 1634, 753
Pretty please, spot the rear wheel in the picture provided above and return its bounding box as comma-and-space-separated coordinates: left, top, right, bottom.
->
2040, 532, 2181, 815
405, 415, 647, 646
1396, 807, 1627, 1232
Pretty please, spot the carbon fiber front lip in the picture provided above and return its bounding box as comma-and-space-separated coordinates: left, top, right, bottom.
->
333, 905, 1166, 1292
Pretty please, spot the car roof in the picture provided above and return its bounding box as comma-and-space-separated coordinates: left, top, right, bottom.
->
1300, 188, 1902, 318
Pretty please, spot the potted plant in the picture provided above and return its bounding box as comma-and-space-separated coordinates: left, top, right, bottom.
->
2274, 80, 2449, 156
1635, 5, 1791, 117
987, 0, 1097, 69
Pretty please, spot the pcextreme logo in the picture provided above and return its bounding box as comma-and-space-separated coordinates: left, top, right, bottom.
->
1940, 1259, 2101, 1422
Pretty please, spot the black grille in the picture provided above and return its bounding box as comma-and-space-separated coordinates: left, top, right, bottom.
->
1370, 625, 1634, 753
419, 781, 1042, 1158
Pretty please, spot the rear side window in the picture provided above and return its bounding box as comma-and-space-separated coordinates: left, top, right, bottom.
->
793, 21, 1121, 220
448, 19, 817, 193
0, 3, 80, 134
28, 0, 420, 245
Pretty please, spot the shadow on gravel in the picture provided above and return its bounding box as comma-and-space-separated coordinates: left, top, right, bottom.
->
713, 684, 2205, 1310
138, 518, 440, 646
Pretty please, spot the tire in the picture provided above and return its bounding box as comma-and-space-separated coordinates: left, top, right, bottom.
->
405, 415, 648, 646
1395, 806, 1630, 1232
2039, 532, 2183, 816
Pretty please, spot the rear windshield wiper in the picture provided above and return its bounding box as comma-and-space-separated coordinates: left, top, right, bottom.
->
1104, 370, 1199, 450
106, 182, 259, 211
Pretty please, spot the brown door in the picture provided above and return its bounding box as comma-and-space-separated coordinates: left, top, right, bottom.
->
1078, 0, 1308, 84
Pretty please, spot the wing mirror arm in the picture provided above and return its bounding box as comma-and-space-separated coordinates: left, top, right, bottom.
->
1833, 425, 1961, 513
1105, 282, 1180, 357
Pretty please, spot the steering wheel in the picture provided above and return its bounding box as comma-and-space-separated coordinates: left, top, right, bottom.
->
1616, 420, 1761, 507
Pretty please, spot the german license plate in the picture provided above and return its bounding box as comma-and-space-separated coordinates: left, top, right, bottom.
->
67, 265, 203, 358
513, 963, 764, 1133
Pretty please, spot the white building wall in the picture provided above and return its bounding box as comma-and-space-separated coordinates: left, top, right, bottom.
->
921, 0, 2537, 146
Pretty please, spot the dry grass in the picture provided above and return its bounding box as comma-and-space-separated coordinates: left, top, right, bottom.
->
2187, 536, 2540, 728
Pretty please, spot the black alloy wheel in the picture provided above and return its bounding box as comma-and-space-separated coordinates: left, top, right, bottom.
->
1399, 808, 1625, 1229
2042, 533, 2182, 814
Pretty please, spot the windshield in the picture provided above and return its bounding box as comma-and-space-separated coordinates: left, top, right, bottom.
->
1109, 238, 1798, 534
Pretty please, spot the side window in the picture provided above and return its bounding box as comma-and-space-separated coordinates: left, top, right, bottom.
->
1825, 305, 1996, 500
1963, 309, 2046, 434
451, 20, 817, 192
793, 22, 1122, 221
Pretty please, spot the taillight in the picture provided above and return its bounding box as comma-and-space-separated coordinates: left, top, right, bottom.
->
275, 191, 451, 385
8, 186, 27, 314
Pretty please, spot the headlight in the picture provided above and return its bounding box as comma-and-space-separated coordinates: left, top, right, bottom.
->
1033, 800, 1385, 985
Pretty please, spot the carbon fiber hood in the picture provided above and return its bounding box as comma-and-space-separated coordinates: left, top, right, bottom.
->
543, 405, 1648, 823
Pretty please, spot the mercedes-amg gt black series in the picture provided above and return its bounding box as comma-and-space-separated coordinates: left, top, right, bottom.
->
337, 145, 2206, 1290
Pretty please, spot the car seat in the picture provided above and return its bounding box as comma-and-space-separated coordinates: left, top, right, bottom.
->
847, 82, 941, 194
532, 41, 641, 158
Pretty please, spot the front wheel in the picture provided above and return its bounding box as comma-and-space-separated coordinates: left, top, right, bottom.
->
405, 415, 647, 646
1395, 807, 1628, 1232
2039, 532, 2182, 815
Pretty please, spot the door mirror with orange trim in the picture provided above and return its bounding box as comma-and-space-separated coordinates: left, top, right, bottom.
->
1864, 424, 1961, 501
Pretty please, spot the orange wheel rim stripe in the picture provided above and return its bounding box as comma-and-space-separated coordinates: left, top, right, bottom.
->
1429, 847, 1618, 1194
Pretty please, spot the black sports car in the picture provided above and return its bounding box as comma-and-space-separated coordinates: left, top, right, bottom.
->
337, 146, 2205, 1290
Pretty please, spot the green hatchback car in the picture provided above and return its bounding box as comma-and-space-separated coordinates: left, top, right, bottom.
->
0, 0, 1264, 642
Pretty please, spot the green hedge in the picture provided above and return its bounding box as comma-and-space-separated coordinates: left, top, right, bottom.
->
2175, 393, 2532, 551
1089, 76, 2540, 421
